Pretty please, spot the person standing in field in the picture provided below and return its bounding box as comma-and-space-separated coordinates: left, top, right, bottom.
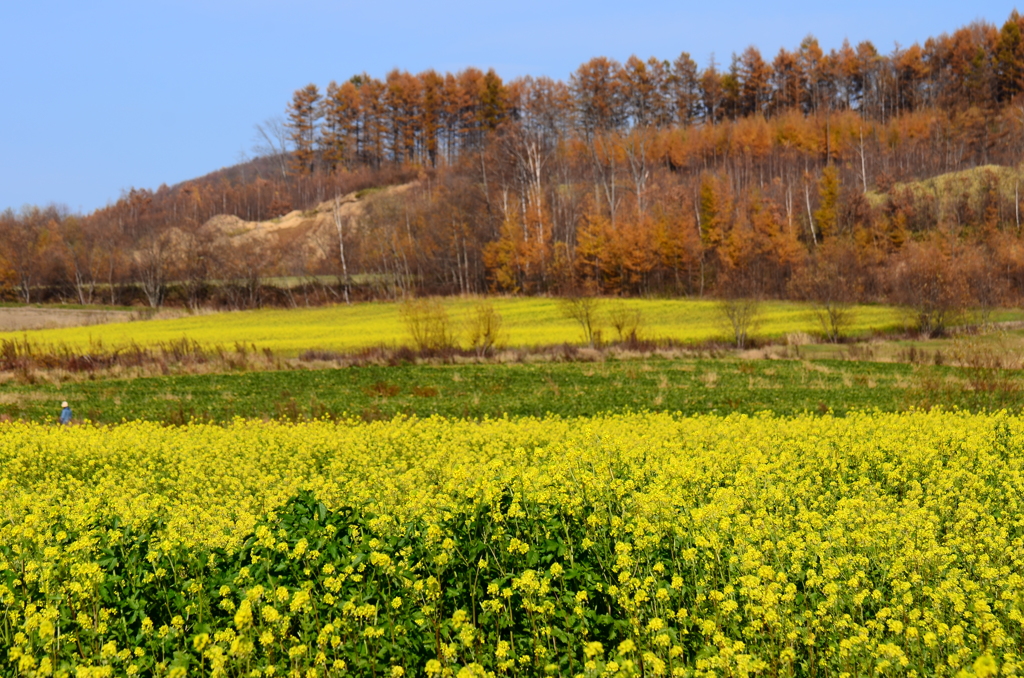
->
59, 401, 72, 425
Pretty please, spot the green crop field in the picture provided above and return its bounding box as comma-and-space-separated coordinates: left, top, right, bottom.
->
4, 357, 1021, 424
0, 298, 904, 356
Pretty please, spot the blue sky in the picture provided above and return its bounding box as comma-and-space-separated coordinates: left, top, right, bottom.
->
1, 1, 1018, 213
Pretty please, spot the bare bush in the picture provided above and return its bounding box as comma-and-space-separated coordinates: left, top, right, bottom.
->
716, 266, 763, 349
400, 297, 455, 351
560, 288, 602, 348
718, 297, 762, 349
608, 301, 645, 342
465, 300, 504, 357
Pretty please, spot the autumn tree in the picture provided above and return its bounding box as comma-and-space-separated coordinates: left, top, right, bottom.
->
888, 238, 970, 336
224, 236, 280, 309
771, 48, 804, 113
572, 57, 625, 134
700, 59, 725, 123
738, 46, 771, 116
59, 214, 103, 304
0, 206, 52, 303
997, 11, 1024, 101
814, 165, 841, 239
385, 69, 421, 163
789, 239, 863, 342
358, 75, 387, 168
135, 229, 174, 308
177, 228, 219, 311
478, 69, 508, 133
797, 36, 828, 113
620, 55, 670, 127
419, 70, 445, 167
321, 81, 360, 172
287, 84, 322, 175
671, 52, 702, 125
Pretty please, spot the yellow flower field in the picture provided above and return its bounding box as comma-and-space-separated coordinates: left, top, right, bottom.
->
0, 298, 902, 356
1, 411, 1022, 676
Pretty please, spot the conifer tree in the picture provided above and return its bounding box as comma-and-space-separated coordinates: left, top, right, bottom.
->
287, 84, 322, 175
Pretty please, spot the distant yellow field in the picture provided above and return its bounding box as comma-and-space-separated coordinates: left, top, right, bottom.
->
0, 298, 904, 356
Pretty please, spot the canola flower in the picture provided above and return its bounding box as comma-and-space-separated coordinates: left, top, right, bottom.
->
0, 411, 1022, 676
0, 298, 902, 356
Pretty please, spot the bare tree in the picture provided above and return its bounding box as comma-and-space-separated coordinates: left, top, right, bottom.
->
178, 223, 219, 311
0, 207, 47, 303
224, 236, 278, 310
135, 231, 174, 308
789, 241, 862, 343
717, 268, 763, 349
622, 127, 654, 217
331, 196, 353, 304
465, 299, 504, 356
60, 215, 102, 305
560, 284, 603, 347
608, 300, 645, 342
94, 215, 128, 306
253, 116, 291, 180
719, 297, 762, 349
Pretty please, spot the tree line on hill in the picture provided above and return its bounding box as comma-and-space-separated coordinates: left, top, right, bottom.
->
4, 11, 1024, 334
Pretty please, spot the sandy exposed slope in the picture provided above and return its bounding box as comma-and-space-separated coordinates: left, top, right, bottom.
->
202, 182, 416, 261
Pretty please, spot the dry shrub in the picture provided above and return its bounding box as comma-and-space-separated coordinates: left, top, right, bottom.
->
950, 333, 1023, 395
465, 300, 504, 357
400, 298, 456, 352
412, 386, 439, 397
608, 301, 645, 343
560, 287, 602, 348
363, 381, 401, 397
718, 297, 761, 349
716, 263, 763, 350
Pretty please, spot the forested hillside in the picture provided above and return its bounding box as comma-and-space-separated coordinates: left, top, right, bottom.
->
5, 12, 1024, 314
